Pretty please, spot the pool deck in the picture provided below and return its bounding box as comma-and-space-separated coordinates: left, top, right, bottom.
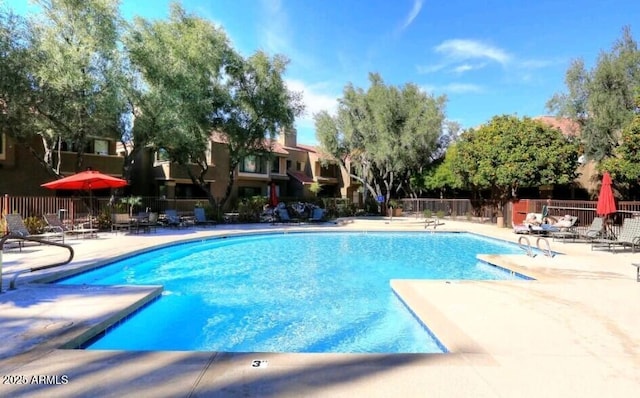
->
1, 217, 639, 397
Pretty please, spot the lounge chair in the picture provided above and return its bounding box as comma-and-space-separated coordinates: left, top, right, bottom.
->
550, 215, 579, 242
591, 218, 640, 253
194, 207, 217, 227
44, 213, 97, 239
513, 213, 543, 234
3, 213, 65, 250
273, 207, 299, 224
308, 207, 326, 222
579, 217, 605, 241
164, 209, 194, 228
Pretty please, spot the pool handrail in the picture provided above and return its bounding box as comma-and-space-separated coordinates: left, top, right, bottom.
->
0, 233, 75, 292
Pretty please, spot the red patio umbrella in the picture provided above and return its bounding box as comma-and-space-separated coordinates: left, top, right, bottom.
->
269, 182, 279, 207
42, 170, 128, 230
596, 172, 616, 236
596, 172, 616, 217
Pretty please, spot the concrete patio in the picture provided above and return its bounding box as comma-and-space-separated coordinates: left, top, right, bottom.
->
1, 218, 639, 397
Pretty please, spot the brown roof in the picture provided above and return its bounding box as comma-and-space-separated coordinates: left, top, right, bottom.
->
287, 170, 314, 184
534, 116, 581, 137
210, 131, 289, 155
296, 143, 334, 161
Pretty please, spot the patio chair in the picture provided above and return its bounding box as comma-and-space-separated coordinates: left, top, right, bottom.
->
44, 213, 97, 239
273, 206, 299, 225
591, 218, 640, 253
111, 213, 132, 234
308, 207, 326, 222
513, 213, 543, 234
550, 215, 579, 242
194, 207, 217, 227
164, 209, 186, 228
580, 217, 605, 241
3, 213, 65, 250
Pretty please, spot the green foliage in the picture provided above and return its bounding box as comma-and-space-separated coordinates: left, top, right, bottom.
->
9, 0, 129, 174
213, 51, 304, 208
548, 26, 640, 162
454, 115, 579, 210
120, 196, 142, 217
421, 143, 463, 195
24, 216, 46, 234
315, 72, 446, 202
96, 210, 112, 230
237, 196, 267, 222
600, 113, 640, 194
309, 182, 322, 196
126, 4, 232, 206
436, 210, 445, 219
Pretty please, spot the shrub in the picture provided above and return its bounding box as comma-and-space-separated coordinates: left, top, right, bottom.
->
96, 210, 112, 230
238, 196, 267, 222
436, 210, 445, 219
423, 209, 432, 218
24, 216, 46, 234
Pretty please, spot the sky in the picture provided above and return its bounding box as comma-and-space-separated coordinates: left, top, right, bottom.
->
5, 0, 640, 145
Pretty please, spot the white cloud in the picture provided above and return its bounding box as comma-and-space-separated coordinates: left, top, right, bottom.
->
421, 83, 483, 94
435, 39, 511, 65
443, 83, 483, 93
286, 79, 340, 135
399, 0, 424, 31
416, 63, 446, 74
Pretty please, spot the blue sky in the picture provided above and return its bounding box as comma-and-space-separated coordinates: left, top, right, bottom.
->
6, 0, 640, 145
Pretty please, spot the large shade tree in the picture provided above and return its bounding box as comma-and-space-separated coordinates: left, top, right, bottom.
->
126, 3, 235, 206
211, 51, 304, 208
547, 26, 640, 163
315, 73, 446, 204
128, 4, 302, 209
453, 115, 580, 212
600, 95, 640, 197
15, 0, 128, 175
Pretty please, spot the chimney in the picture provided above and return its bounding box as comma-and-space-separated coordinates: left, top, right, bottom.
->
278, 127, 297, 148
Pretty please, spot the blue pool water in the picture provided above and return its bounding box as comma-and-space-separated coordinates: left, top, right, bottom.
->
59, 232, 528, 353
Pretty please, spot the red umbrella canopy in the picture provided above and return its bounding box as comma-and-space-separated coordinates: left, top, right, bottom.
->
41, 170, 128, 191
596, 172, 617, 216
269, 182, 279, 207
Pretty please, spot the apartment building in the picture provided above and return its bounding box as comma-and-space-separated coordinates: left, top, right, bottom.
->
0, 133, 124, 196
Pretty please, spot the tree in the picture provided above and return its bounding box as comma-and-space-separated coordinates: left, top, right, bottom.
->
548, 26, 640, 162
419, 143, 463, 197
0, 9, 40, 165
315, 73, 446, 205
600, 97, 640, 197
211, 51, 304, 208
26, 0, 128, 174
453, 115, 579, 212
126, 3, 235, 206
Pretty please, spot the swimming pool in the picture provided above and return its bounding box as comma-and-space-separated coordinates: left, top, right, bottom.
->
59, 232, 529, 353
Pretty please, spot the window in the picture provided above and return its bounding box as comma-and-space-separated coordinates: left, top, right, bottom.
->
270, 158, 280, 174
155, 148, 170, 162
60, 140, 91, 153
0, 133, 5, 160
238, 186, 262, 198
94, 139, 109, 155
286, 160, 292, 170
239, 155, 265, 173
296, 161, 305, 171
